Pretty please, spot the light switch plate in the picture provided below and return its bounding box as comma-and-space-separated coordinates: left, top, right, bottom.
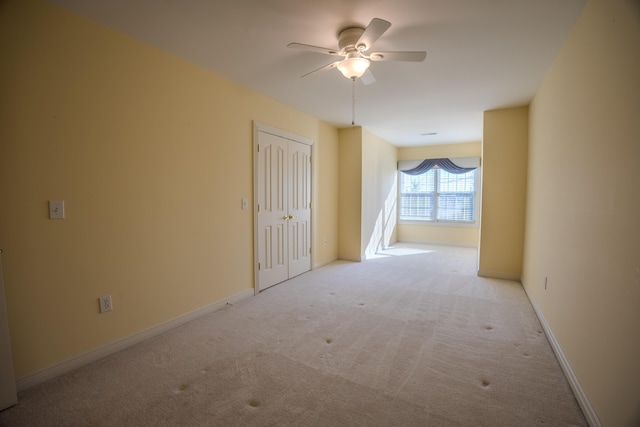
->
49, 200, 65, 219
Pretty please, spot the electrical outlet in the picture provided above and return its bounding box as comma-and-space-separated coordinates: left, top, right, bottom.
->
49, 200, 65, 219
99, 295, 113, 313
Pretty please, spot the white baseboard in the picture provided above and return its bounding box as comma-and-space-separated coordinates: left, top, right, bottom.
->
522, 286, 602, 427
16, 288, 254, 392
477, 270, 521, 281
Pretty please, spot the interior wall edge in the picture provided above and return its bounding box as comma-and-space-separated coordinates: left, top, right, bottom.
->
15, 288, 254, 392
522, 284, 602, 427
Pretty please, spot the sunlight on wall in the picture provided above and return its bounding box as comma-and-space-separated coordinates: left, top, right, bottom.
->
361, 129, 398, 259
364, 210, 384, 259
383, 184, 398, 248
364, 174, 398, 259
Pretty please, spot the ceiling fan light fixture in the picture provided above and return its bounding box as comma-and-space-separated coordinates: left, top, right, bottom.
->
337, 57, 370, 79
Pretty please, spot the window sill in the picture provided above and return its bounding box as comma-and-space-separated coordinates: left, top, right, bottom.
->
399, 219, 479, 228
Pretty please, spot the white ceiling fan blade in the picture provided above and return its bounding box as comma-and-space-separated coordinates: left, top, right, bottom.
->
369, 51, 427, 62
360, 69, 376, 85
301, 61, 341, 78
356, 18, 391, 51
287, 43, 341, 56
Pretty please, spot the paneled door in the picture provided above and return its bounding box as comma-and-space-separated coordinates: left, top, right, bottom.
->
255, 124, 312, 291
286, 141, 311, 278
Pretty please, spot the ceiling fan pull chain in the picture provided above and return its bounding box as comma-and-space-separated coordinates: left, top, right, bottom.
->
352, 77, 356, 126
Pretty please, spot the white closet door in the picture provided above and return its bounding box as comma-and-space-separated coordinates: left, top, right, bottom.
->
287, 141, 311, 278
257, 132, 289, 290
255, 127, 312, 291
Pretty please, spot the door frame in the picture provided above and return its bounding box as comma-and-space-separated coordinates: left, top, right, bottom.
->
253, 122, 313, 294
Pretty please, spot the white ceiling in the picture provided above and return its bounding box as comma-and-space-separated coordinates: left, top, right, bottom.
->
49, 0, 586, 146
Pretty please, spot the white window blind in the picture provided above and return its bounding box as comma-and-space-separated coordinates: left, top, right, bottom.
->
399, 168, 477, 223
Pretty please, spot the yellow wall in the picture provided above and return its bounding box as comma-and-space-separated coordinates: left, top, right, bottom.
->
397, 142, 481, 247
398, 142, 481, 161
0, 0, 339, 379
523, 0, 640, 425
361, 129, 398, 258
337, 127, 362, 261
398, 224, 479, 248
312, 125, 340, 267
338, 127, 397, 260
479, 107, 528, 279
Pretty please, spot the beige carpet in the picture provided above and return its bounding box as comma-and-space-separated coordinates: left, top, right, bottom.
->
0, 244, 587, 426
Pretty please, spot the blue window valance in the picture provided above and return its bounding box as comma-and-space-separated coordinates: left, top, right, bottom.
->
398, 157, 480, 175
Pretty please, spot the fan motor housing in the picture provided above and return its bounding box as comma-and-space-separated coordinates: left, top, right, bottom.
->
338, 27, 365, 53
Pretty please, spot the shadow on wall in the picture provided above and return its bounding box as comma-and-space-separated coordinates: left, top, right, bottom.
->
628, 0, 640, 20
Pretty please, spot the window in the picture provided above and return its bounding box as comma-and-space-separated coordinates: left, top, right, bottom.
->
399, 168, 477, 223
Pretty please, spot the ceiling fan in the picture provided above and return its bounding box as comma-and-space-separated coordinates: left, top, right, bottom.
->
287, 18, 427, 85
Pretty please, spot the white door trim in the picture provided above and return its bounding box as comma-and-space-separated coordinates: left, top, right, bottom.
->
253, 122, 313, 294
